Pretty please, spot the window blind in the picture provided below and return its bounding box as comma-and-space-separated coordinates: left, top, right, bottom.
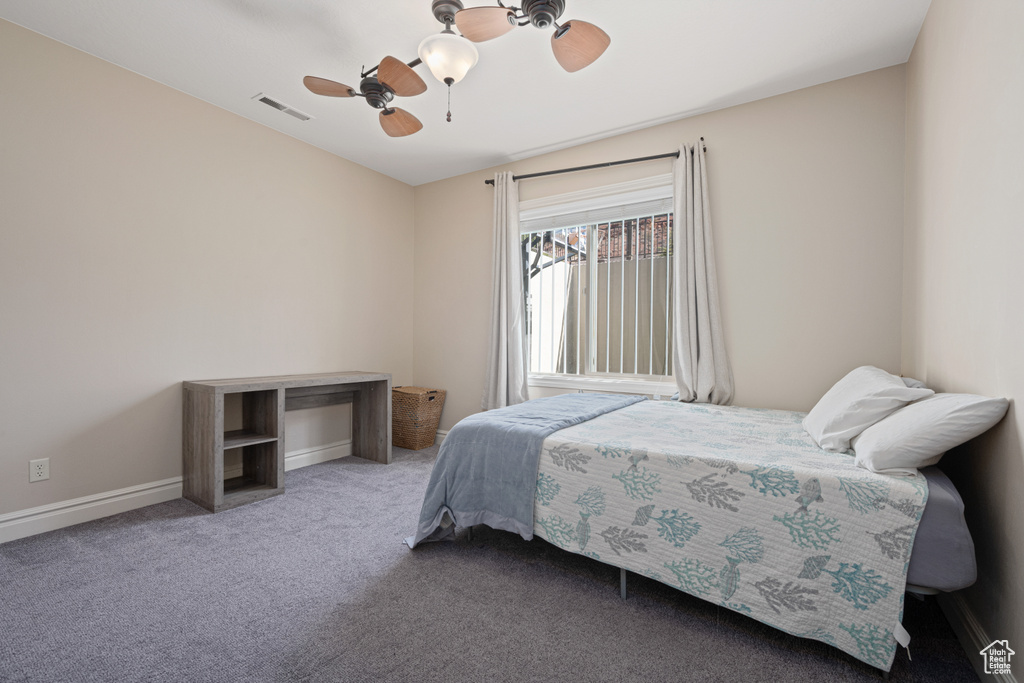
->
519, 196, 673, 233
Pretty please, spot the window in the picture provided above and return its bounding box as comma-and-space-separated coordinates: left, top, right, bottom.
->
520, 176, 675, 390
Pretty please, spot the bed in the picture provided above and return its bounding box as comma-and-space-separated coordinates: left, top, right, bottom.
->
408, 394, 978, 673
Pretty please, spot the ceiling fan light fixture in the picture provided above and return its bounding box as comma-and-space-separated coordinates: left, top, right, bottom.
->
523, 0, 565, 29
454, 6, 517, 43
380, 107, 423, 137
417, 30, 479, 84
551, 19, 610, 72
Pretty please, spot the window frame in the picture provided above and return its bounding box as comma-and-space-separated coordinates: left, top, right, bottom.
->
519, 174, 677, 396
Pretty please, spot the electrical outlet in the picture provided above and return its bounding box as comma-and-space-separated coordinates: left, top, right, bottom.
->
29, 458, 49, 483
653, 394, 662, 401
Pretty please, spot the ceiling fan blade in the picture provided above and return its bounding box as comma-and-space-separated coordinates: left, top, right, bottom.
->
455, 6, 517, 42
379, 108, 423, 137
377, 56, 427, 97
551, 20, 611, 72
302, 76, 356, 97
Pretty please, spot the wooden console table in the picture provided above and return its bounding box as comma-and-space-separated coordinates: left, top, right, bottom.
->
182, 371, 391, 512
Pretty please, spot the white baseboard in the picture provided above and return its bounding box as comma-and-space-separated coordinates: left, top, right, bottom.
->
224, 439, 353, 479
0, 439, 355, 545
284, 439, 352, 471
0, 477, 183, 545
436, 429, 448, 443
938, 591, 1019, 682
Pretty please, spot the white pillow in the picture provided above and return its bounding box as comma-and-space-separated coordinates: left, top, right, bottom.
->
802, 366, 934, 452
852, 393, 1010, 474
901, 376, 928, 389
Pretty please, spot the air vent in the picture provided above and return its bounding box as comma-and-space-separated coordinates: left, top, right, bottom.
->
252, 93, 313, 121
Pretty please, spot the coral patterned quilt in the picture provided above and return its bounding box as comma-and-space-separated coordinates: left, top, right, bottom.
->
532, 400, 927, 671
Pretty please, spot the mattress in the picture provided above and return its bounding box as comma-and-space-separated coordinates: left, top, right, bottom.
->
532, 400, 930, 671
412, 395, 978, 672
906, 467, 977, 591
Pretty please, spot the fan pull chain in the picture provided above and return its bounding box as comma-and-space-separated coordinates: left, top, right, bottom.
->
446, 82, 452, 123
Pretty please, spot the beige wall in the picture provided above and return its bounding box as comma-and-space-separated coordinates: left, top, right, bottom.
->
0, 20, 416, 515
903, 0, 1024, 656
414, 66, 908, 430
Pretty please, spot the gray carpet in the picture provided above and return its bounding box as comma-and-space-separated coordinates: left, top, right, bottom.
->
0, 446, 979, 683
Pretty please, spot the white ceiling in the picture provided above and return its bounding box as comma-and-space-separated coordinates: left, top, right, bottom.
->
0, 0, 930, 186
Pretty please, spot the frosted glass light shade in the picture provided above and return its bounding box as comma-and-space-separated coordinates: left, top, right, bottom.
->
417, 31, 479, 84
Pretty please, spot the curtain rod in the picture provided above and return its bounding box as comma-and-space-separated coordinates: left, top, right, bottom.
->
483, 139, 705, 186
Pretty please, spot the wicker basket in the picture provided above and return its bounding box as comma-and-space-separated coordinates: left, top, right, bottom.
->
392, 386, 446, 450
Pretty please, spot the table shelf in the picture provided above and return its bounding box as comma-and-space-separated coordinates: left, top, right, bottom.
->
223, 430, 278, 450
183, 371, 391, 512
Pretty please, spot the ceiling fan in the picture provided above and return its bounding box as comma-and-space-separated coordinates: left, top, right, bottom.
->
303, 56, 428, 137
455, 0, 610, 72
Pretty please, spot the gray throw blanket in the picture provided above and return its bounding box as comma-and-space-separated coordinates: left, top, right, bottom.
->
406, 393, 646, 548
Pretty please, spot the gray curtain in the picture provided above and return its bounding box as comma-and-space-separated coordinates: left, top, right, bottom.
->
482, 172, 530, 410
672, 143, 733, 404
